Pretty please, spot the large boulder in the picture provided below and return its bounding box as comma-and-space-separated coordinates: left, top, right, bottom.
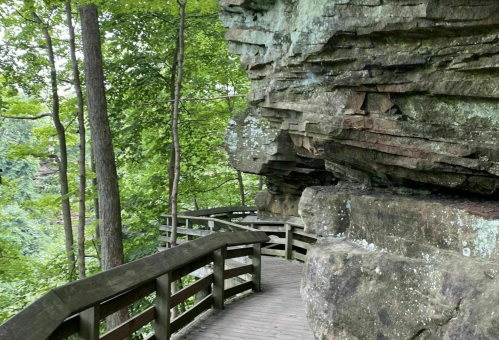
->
302, 239, 499, 340
299, 183, 499, 261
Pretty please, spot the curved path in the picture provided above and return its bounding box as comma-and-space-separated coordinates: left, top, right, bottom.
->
173, 256, 315, 340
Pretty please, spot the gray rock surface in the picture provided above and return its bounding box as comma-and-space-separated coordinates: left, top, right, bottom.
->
303, 239, 499, 340
220, 0, 499, 195
218, 1, 499, 339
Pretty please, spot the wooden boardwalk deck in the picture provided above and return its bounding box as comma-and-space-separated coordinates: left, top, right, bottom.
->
173, 256, 315, 340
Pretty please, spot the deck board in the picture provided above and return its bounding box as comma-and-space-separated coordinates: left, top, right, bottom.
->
173, 257, 315, 340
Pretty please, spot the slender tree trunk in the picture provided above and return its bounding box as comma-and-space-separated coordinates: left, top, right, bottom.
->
237, 171, 245, 206
168, 39, 179, 215
91, 147, 101, 266
79, 3, 127, 332
259, 176, 264, 191
32, 12, 75, 277
66, 2, 86, 280
170, 0, 187, 247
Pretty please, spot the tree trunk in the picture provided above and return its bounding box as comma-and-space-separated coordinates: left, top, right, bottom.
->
168, 39, 179, 215
79, 3, 127, 332
91, 146, 102, 268
31, 12, 75, 277
170, 0, 187, 247
259, 176, 264, 191
237, 171, 245, 206
66, 2, 86, 280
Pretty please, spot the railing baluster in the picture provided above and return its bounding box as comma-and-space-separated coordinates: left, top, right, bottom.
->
285, 223, 293, 260
186, 218, 194, 240
213, 246, 227, 310
78, 305, 100, 340
155, 272, 172, 340
252, 243, 262, 292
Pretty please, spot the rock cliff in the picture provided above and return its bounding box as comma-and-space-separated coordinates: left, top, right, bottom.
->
219, 0, 499, 339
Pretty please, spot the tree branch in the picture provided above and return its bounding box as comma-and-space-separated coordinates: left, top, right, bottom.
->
0, 113, 52, 120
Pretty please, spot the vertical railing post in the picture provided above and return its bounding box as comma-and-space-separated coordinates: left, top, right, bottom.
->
79, 305, 100, 340
166, 217, 172, 248
252, 243, 262, 292
213, 246, 227, 310
285, 223, 293, 261
155, 272, 172, 340
186, 218, 193, 241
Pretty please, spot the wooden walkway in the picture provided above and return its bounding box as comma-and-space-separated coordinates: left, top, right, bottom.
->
173, 257, 315, 340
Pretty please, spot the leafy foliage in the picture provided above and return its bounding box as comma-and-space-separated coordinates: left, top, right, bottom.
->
0, 0, 257, 329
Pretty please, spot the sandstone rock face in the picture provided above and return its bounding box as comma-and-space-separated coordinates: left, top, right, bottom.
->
218, 1, 499, 339
299, 183, 499, 260
220, 0, 499, 195
303, 239, 499, 340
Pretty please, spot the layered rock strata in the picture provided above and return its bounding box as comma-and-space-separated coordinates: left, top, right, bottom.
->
218, 0, 499, 339
221, 0, 499, 196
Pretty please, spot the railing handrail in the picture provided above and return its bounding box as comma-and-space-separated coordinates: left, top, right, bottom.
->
162, 214, 258, 232
0, 231, 269, 340
161, 206, 256, 218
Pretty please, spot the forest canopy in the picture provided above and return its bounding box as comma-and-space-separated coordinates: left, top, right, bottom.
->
0, 0, 258, 326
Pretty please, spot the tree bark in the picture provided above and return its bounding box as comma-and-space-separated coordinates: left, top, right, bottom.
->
237, 171, 245, 206
259, 176, 264, 191
91, 147, 102, 268
168, 37, 179, 215
79, 3, 127, 331
32, 12, 75, 277
170, 0, 187, 247
66, 1, 86, 280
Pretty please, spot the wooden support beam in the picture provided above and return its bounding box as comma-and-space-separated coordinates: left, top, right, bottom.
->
154, 273, 172, 340
78, 305, 99, 340
224, 265, 253, 280
252, 243, 262, 293
213, 246, 227, 310
285, 224, 293, 261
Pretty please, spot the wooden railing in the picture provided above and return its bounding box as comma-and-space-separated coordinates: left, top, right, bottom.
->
0, 231, 269, 340
161, 207, 318, 262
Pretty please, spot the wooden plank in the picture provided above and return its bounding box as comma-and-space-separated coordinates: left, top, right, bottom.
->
154, 273, 172, 340
159, 226, 212, 237
171, 253, 213, 281
285, 224, 293, 260
293, 229, 318, 240
163, 206, 257, 218
226, 247, 253, 259
293, 251, 307, 262
224, 265, 253, 280
101, 306, 154, 340
240, 215, 304, 228
170, 295, 213, 333
213, 246, 226, 310
254, 226, 286, 233
100, 281, 155, 319
221, 231, 270, 247
224, 281, 252, 299
54, 233, 225, 315
0, 290, 70, 340
268, 236, 286, 245
171, 275, 213, 308
292, 239, 311, 250
252, 243, 262, 293
261, 248, 285, 257
48, 314, 79, 340
79, 305, 99, 340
